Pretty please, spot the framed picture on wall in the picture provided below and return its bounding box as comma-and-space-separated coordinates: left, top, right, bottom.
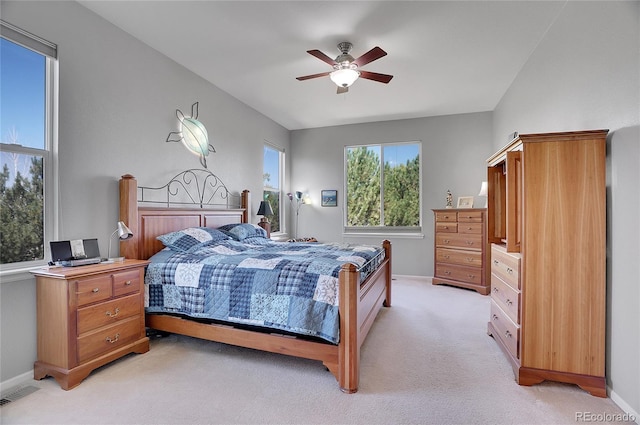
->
457, 196, 474, 208
321, 190, 338, 207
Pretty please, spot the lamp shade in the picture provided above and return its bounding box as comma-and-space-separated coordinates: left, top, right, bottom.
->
116, 221, 133, 240
330, 68, 360, 87
478, 181, 488, 197
257, 201, 273, 216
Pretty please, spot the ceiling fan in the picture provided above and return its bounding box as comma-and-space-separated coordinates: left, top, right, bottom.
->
296, 42, 394, 94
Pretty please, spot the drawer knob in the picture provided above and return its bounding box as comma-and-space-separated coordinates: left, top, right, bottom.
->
466, 257, 473, 262
444, 271, 451, 275
91, 288, 99, 293
444, 239, 450, 244
105, 333, 120, 344
493, 287, 499, 293
124, 280, 132, 286
467, 274, 475, 279
444, 255, 450, 259
507, 267, 513, 274
467, 227, 472, 230
506, 299, 513, 305
505, 330, 512, 338
493, 260, 498, 265
492, 314, 499, 321
443, 226, 449, 229
106, 307, 120, 318
466, 241, 474, 245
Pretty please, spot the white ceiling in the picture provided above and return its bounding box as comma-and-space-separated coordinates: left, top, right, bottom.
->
78, 1, 566, 130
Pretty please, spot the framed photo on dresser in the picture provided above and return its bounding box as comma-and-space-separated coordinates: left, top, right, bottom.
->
457, 196, 474, 208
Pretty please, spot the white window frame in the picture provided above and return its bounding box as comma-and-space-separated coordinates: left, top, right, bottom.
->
263, 142, 285, 237
343, 141, 423, 238
0, 21, 59, 279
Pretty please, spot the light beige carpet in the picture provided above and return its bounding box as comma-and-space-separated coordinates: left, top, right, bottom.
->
0, 277, 630, 424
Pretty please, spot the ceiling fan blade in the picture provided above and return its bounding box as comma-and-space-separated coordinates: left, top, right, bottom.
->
337, 86, 349, 95
307, 49, 337, 66
296, 71, 331, 81
353, 46, 387, 67
359, 70, 394, 84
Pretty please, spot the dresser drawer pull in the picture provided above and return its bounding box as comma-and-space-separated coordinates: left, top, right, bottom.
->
443, 226, 449, 230
493, 287, 499, 293
506, 267, 513, 274
504, 330, 512, 338
91, 288, 99, 293
124, 280, 132, 286
466, 241, 474, 245
492, 314, 499, 321
466, 257, 474, 262
506, 299, 513, 306
444, 271, 451, 275
443, 239, 450, 244
466, 227, 473, 230
493, 260, 499, 266
444, 255, 450, 259
105, 333, 120, 344
106, 308, 120, 318
467, 274, 475, 279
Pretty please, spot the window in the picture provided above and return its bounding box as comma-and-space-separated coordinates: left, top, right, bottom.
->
1, 22, 58, 271
263, 143, 284, 234
345, 142, 421, 231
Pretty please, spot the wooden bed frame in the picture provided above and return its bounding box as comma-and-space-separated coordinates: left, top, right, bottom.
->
119, 174, 392, 393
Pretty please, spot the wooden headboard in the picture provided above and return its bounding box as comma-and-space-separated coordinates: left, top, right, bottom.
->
119, 174, 249, 260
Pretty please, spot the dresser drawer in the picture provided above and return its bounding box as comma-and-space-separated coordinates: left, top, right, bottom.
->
435, 233, 482, 250
435, 263, 483, 285
436, 248, 483, 268
77, 316, 141, 363
457, 211, 484, 222
434, 211, 457, 222
491, 274, 520, 324
458, 222, 483, 234
113, 269, 141, 297
491, 244, 521, 290
75, 275, 113, 307
77, 294, 141, 335
436, 222, 458, 233
490, 300, 519, 359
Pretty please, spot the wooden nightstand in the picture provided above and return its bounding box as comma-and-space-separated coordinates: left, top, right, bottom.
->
31, 259, 150, 390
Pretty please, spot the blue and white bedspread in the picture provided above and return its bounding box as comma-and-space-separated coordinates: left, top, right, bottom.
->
144, 240, 385, 343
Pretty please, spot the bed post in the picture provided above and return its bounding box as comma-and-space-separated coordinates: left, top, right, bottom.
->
119, 174, 139, 260
383, 239, 392, 307
338, 263, 360, 393
241, 190, 250, 223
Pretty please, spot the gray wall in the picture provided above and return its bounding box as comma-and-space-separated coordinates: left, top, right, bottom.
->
0, 0, 290, 383
290, 112, 493, 276
492, 1, 640, 416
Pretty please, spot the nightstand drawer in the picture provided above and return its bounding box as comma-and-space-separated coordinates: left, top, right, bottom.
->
490, 300, 519, 359
436, 248, 483, 267
77, 316, 141, 363
113, 269, 141, 297
77, 294, 141, 335
75, 276, 113, 306
435, 263, 483, 285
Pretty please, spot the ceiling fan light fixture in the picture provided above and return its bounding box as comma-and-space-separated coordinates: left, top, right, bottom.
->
330, 68, 360, 88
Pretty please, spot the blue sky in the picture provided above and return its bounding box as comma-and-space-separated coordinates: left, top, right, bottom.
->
1, 38, 45, 182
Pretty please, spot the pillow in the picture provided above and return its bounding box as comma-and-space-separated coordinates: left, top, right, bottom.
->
218, 223, 267, 241
157, 227, 230, 253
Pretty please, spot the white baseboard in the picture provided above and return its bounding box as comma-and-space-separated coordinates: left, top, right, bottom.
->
0, 370, 34, 395
609, 388, 639, 424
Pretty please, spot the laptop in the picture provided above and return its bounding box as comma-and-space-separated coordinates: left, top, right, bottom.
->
50, 238, 102, 266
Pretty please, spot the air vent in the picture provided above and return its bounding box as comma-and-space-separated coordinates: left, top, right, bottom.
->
0, 385, 40, 406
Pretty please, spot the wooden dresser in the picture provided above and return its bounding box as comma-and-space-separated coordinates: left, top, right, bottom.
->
486, 130, 607, 397
31, 259, 150, 390
432, 208, 489, 295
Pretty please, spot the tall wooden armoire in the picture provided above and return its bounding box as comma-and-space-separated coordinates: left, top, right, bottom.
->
486, 129, 608, 397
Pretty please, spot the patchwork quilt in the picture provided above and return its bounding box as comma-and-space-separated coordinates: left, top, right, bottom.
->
145, 239, 385, 343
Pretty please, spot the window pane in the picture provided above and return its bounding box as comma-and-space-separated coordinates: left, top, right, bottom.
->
346, 146, 381, 226
263, 145, 281, 233
1, 38, 46, 150
0, 154, 44, 263
383, 144, 420, 226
